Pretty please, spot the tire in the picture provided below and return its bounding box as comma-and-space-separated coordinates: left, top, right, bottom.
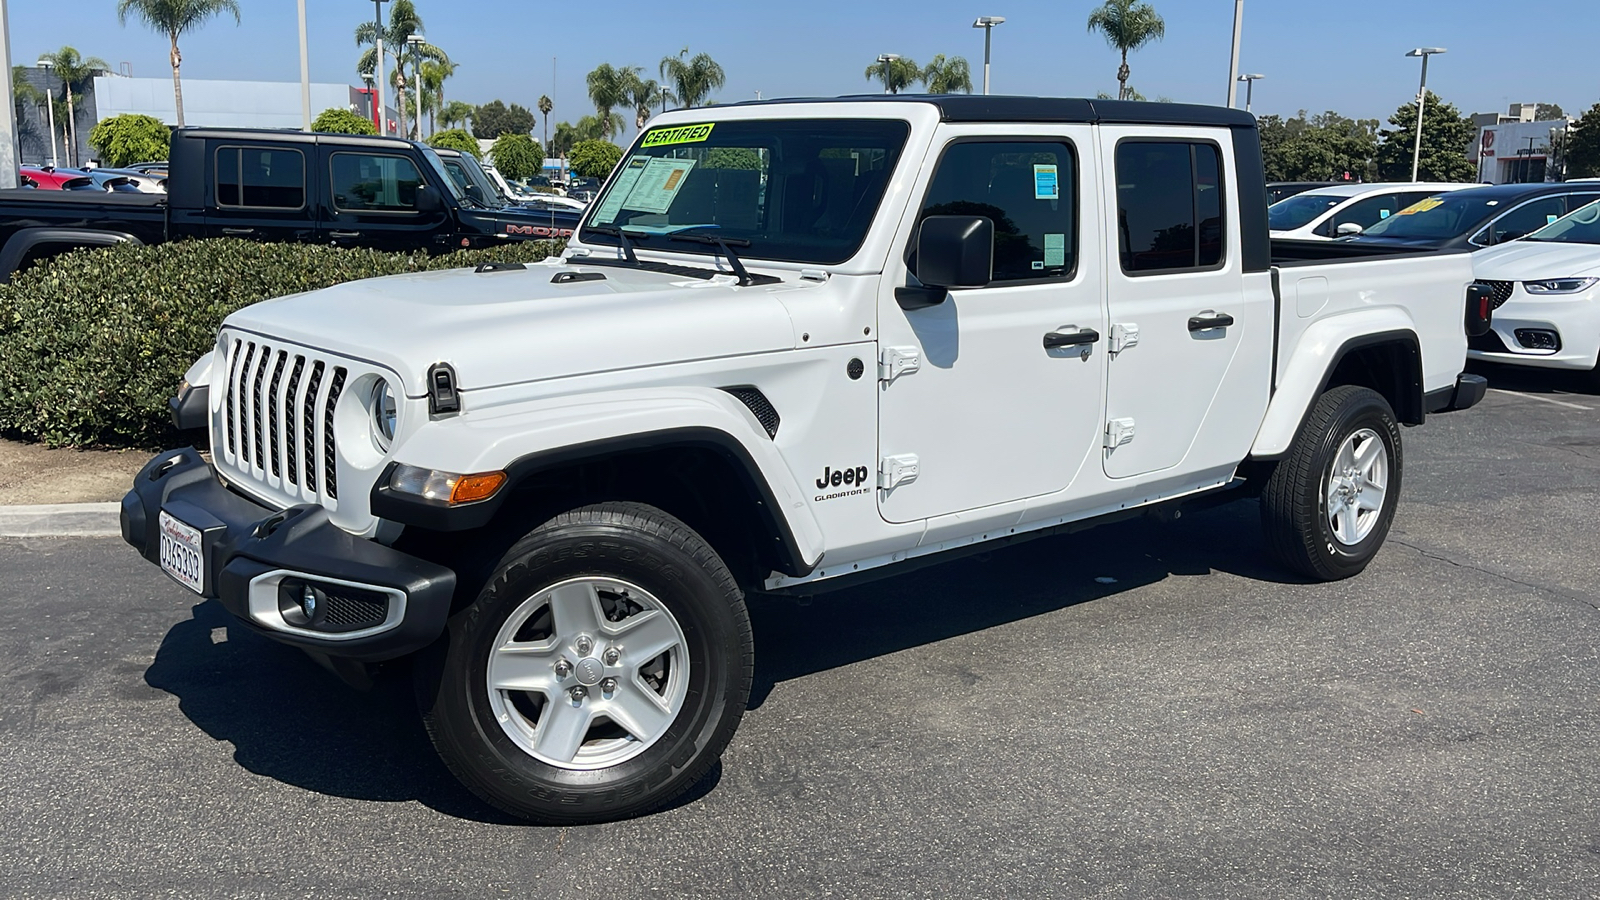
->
1260, 385, 1403, 581
416, 501, 752, 824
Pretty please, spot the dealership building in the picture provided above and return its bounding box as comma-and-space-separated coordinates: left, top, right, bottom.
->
1468, 103, 1574, 185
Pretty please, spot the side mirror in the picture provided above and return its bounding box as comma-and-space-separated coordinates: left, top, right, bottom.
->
465, 183, 483, 202
1335, 222, 1364, 236
916, 215, 994, 288
415, 184, 445, 213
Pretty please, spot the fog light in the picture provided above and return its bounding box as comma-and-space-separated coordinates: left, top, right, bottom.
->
1514, 329, 1560, 351
278, 579, 325, 627
301, 583, 318, 620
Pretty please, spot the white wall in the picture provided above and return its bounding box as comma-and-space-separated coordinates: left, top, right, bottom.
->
94, 76, 357, 130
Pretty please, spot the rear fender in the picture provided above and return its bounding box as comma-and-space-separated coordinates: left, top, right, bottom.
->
0, 227, 144, 281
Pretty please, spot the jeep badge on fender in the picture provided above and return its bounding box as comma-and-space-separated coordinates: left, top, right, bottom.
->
817, 466, 870, 489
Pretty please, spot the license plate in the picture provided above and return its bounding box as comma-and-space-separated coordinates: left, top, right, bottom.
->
158, 510, 205, 594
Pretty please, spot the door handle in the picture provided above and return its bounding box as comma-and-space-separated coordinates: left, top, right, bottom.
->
1043, 328, 1100, 349
329, 230, 360, 238
1188, 312, 1235, 331
221, 227, 255, 235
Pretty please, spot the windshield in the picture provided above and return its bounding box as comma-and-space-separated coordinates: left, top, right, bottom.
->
1524, 200, 1600, 245
456, 153, 510, 204
1359, 192, 1500, 240
581, 118, 911, 265
1269, 193, 1344, 231
416, 145, 467, 202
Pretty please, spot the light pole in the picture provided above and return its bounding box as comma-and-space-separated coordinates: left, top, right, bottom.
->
876, 54, 900, 94
972, 16, 1005, 95
1226, 0, 1243, 107
370, 0, 389, 134
406, 33, 425, 139
361, 72, 377, 131
37, 58, 57, 168
1236, 73, 1263, 113
1406, 47, 1446, 182
0, 0, 16, 188
297, 0, 311, 131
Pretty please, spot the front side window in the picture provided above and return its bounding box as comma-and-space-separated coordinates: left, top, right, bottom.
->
215, 146, 305, 209
582, 119, 910, 265
1524, 199, 1600, 245
912, 141, 1077, 282
330, 152, 425, 212
1115, 141, 1226, 272
1486, 196, 1566, 244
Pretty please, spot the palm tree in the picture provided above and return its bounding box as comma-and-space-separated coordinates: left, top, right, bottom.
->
116, 0, 240, 127
659, 48, 725, 109
355, 0, 447, 138
439, 100, 474, 131
585, 63, 636, 141
38, 47, 110, 167
419, 59, 456, 135
921, 55, 974, 95
864, 56, 921, 94
537, 94, 553, 153
627, 76, 663, 133
1086, 0, 1165, 102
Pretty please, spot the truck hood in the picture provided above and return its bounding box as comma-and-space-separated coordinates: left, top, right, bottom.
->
223, 261, 799, 396
1472, 241, 1600, 281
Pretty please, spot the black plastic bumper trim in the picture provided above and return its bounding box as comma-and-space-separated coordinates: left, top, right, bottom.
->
121, 448, 456, 661
1425, 373, 1488, 414
169, 383, 209, 431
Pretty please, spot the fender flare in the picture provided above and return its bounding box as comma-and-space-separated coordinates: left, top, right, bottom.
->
0, 227, 144, 281
369, 387, 825, 577
1251, 310, 1422, 459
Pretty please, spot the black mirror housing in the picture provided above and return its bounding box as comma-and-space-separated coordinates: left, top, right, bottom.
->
916, 215, 994, 289
416, 184, 445, 213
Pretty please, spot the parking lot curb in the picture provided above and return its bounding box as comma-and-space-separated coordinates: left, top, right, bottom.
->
0, 502, 122, 538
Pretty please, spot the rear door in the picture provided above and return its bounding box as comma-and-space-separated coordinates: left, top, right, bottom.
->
1097, 129, 1264, 479
323, 148, 451, 252
204, 143, 319, 243
876, 126, 1106, 523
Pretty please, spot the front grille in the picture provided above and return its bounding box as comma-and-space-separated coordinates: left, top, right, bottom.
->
1476, 279, 1514, 310
221, 337, 346, 503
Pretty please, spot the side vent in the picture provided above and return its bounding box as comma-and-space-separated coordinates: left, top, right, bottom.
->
723, 386, 780, 439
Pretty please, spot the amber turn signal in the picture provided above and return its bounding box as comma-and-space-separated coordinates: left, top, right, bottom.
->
449, 471, 507, 505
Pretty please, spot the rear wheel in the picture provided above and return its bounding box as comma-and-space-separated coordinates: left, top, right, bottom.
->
417, 502, 752, 824
1260, 385, 1403, 581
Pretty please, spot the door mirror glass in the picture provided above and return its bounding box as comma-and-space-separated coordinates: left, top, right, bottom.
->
915, 215, 994, 288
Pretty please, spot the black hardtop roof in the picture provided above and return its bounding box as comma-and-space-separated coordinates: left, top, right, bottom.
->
723, 94, 1257, 129
174, 126, 422, 150
1440, 181, 1596, 199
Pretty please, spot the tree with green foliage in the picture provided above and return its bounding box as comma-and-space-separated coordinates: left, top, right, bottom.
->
418, 58, 456, 135
117, 0, 241, 127
586, 63, 637, 140
1565, 104, 1600, 179
569, 139, 622, 178
438, 100, 474, 131
627, 76, 664, 132
705, 147, 761, 169
354, 0, 449, 139
864, 56, 920, 94
427, 128, 481, 159
921, 55, 973, 95
88, 114, 170, 167
1086, 0, 1165, 102
659, 48, 725, 108
538, 94, 553, 150
37, 46, 110, 167
490, 133, 542, 180
1373, 91, 1476, 182
1535, 103, 1565, 122
472, 99, 536, 139
1259, 110, 1381, 182
311, 107, 378, 135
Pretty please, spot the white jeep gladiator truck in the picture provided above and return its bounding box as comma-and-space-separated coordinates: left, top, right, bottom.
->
123, 96, 1491, 824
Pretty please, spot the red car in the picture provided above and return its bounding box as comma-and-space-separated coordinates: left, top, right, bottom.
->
19, 166, 94, 190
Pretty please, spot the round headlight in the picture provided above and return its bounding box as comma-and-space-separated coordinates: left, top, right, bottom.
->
370, 379, 397, 451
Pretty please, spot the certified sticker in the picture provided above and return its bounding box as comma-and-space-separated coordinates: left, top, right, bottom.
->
641, 123, 715, 148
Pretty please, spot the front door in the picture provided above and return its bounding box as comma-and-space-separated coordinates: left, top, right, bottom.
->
876, 127, 1106, 524
1098, 132, 1248, 479
323, 149, 451, 252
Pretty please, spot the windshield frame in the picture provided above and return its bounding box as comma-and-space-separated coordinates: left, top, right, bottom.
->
577, 116, 913, 267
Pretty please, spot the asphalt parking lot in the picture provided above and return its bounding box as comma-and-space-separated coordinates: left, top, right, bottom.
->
3, 363, 1599, 899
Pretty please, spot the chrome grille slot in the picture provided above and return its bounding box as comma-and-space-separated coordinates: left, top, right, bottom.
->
234, 342, 256, 468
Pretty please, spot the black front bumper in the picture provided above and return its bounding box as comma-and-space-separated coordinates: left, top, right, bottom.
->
121, 448, 456, 661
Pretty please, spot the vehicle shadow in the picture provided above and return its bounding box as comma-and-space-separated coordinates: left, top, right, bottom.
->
144, 497, 1286, 823
1467, 359, 1599, 396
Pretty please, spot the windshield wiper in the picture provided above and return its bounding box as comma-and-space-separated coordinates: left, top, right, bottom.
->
668, 226, 754, 286
584, 225, 642, 263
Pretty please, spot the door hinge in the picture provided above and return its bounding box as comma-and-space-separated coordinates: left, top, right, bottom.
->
879, 346, 921, 383
879, 453, 920, 490
1109, 323, 1140, 355
1105, 418, 1136, 449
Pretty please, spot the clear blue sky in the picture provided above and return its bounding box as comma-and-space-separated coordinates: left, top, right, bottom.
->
10, 0, 1599, 135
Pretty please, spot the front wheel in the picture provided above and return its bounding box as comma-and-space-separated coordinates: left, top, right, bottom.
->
1260, 385, 1403, 581
416, 502, 752, 824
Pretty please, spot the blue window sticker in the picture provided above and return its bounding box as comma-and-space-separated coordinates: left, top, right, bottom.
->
1033, 164, 1059, 200
1380, 209, 1391, 219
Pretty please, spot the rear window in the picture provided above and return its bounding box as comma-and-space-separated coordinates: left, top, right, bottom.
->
215, 146, 305, 209
1115, 141, 1226, 272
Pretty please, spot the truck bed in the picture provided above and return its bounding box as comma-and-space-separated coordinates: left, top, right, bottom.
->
0, 190, 169, 271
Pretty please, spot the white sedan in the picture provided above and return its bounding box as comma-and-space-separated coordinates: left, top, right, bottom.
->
1468, 199, 1600, 381
1269, 182, 1469, 241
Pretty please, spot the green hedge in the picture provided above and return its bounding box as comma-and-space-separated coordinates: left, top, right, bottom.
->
0, 238, 564, 449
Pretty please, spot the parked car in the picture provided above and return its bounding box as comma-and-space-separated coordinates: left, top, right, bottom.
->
431, 147, 582, 234
1269, 183, 1468, 240
1467, 198, 1600, 379
92, 168, 168, 193
1266, 181, 1338, 205
82, 170, 149, 193
1347, 182, 1600, 252
0, 129, 577, 280
19, 166, 91, 190
123, 95, 1489, 825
